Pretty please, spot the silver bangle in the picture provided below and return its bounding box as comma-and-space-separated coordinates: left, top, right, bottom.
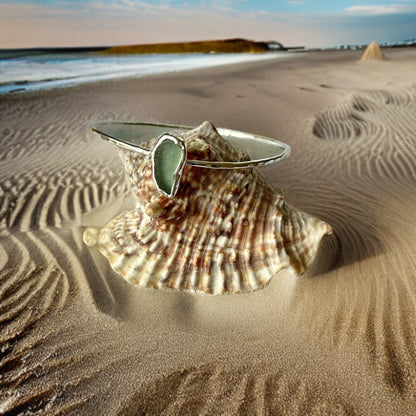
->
91, 121, 291, 169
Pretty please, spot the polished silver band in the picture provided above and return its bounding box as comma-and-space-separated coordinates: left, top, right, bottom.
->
91, 121, 291, 169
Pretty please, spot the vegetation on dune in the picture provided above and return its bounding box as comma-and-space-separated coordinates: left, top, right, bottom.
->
103, 38, 285, 54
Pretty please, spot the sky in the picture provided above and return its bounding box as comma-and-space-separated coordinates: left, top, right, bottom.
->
1, 0, 416, 48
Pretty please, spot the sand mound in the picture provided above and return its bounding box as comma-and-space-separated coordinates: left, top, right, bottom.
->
360, 41, 384, 61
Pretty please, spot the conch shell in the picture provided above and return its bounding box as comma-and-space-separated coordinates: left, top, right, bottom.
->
84, 121, 332, 294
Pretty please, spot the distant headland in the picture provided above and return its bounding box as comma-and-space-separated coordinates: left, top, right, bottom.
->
103, 38, 288, 54
0, 38, 293, 59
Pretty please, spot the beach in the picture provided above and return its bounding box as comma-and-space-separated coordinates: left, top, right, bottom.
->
1, 47, 416, 414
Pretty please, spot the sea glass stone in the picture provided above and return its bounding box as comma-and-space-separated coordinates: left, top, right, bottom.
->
152, 134, 186, 197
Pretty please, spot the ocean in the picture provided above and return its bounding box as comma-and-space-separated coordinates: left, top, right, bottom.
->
0, 52, 286, 94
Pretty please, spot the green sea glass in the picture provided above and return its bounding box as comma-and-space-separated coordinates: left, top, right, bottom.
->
153, 137, 185, 197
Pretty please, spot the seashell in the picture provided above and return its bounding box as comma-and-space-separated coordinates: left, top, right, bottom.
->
84, 121, 332, 294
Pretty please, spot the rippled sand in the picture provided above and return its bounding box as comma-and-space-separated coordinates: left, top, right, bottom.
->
1, 48, 416, 415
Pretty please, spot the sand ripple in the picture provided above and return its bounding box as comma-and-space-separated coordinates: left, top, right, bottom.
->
0, 229, 73, 413
312, 87, 416, 182
0, 94, 135, 414
313, 88, 416, 141
0, 160, 128, 230
0, 95, 130, 231
292, 85, 416, 400
119, 365, 359, 416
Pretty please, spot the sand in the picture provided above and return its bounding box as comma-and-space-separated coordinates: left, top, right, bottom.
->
1, 47, 416, 415
360, 41, 384, 61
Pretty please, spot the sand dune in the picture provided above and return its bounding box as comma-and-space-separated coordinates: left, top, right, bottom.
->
360, 41, 384, 61
1, 48, 416, 414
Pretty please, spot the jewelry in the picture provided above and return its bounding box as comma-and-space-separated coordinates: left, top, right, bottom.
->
92, 121, 291, 197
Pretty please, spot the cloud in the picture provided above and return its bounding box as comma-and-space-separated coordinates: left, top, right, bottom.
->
0, 0, 184, 20
86, 0, 174, 16
345, 3, 416, 15
0, 2, 79, 18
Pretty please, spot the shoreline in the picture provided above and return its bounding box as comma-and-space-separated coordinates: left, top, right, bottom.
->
0, 51, 290, 96
3, 46, 415, 98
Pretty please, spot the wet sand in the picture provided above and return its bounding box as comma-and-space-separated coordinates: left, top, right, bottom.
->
1, 48, 416, 415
